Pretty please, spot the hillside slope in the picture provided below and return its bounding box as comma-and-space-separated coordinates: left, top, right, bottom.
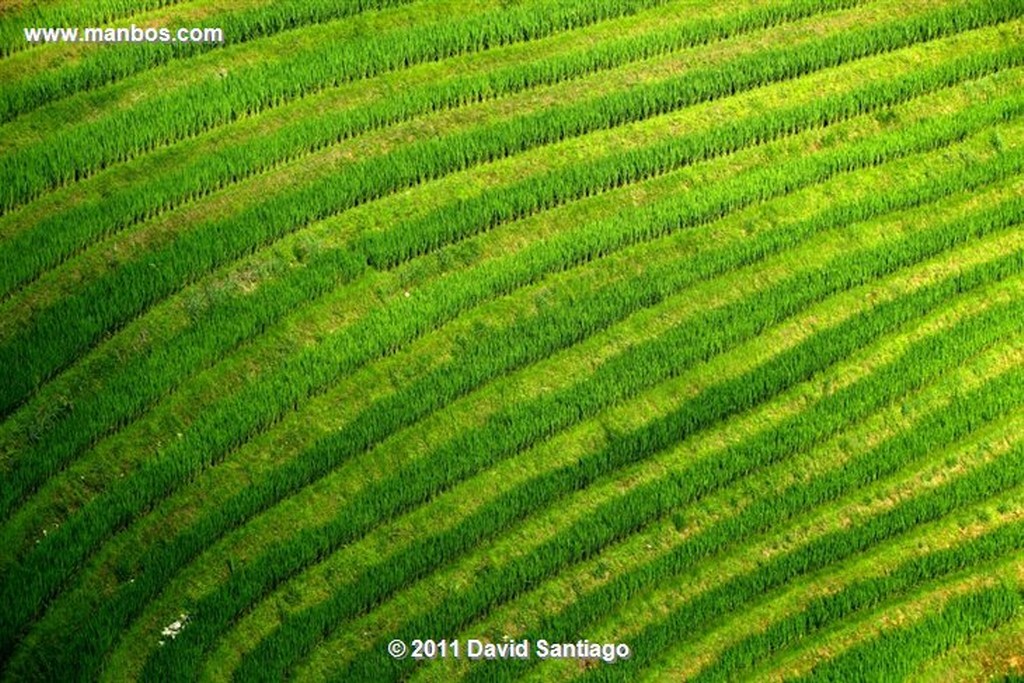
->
1, 0, 1023, 680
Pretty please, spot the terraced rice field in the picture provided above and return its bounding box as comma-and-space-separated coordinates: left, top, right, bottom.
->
2, 0, 1024, 680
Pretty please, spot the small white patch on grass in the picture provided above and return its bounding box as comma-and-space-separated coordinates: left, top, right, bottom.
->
158, 613, 189, 645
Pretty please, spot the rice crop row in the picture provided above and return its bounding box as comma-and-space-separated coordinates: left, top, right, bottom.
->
0, 0, 669, 207
4, 42, 1018, 421
796, 584, 1022, 682
6, 0, 1024, 678
340, 264, 1024, 682
1, 96, 1011, 655
470, 347, 1024, 683
13, 136, 1017, 681
8, 60, 1020, 531
147, 210, 1024, 679
694, 519, 1024, 682
0, 0, 863, 297
359, 50, 1024, 268
233, 276, 1024, 683
578, 380, 1024, 681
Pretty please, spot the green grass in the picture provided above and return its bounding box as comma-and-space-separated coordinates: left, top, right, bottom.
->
64, 143, 1024, 679
690, 519, 1024, 682
338, 245, 1024, 681
0, 0, 867, 297
6, 93, 1014, 658
9, 54, 1007, 589
2, 46, 1015, 561
4, 0, 1024, 680
6, 20, 1015, 501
